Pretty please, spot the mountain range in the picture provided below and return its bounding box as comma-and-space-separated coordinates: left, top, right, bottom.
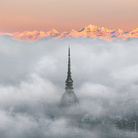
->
0, 25, 138, 42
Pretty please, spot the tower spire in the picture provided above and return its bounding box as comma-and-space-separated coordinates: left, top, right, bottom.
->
59, 47, 79, 107
65, 47, 73, 90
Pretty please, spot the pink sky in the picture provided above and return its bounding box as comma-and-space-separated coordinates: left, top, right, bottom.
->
0, 0, 138, 32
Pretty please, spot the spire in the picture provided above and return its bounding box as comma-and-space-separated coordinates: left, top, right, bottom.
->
65, 47, 73, 90
59, 47, 79, 107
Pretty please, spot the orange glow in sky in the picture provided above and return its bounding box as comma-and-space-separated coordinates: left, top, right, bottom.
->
0, 0, 138, 32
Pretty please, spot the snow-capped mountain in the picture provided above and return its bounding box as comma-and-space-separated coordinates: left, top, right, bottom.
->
0, 25, 138, 42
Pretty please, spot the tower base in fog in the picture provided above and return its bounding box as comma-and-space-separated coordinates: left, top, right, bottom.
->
59, 89, 79, 107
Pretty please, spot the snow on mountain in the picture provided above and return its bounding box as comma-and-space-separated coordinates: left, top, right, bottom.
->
0, 25, 138, 42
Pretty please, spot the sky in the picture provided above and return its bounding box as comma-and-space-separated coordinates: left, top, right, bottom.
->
0, 37, 138, 137
0, 0, 138, 32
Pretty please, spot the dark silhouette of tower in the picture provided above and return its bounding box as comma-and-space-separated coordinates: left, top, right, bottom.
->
59, 47, 79, 107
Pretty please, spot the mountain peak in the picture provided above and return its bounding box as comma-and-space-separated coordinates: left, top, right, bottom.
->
84, 24, 99, 32
46, 29, 59, 36
87, 24, 97, 28
131, 28, 138, 33
48, 29, 59, 33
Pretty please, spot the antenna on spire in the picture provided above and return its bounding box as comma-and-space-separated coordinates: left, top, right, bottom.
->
68, 46, 71, 74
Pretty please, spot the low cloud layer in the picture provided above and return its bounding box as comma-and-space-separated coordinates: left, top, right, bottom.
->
0, 37, 138, 137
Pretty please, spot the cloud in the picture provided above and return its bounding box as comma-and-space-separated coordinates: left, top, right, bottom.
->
0, 36, 138, 137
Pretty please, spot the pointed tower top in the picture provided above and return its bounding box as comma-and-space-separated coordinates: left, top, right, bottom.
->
59, 47, 79, 107
65, 46, 73, 90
